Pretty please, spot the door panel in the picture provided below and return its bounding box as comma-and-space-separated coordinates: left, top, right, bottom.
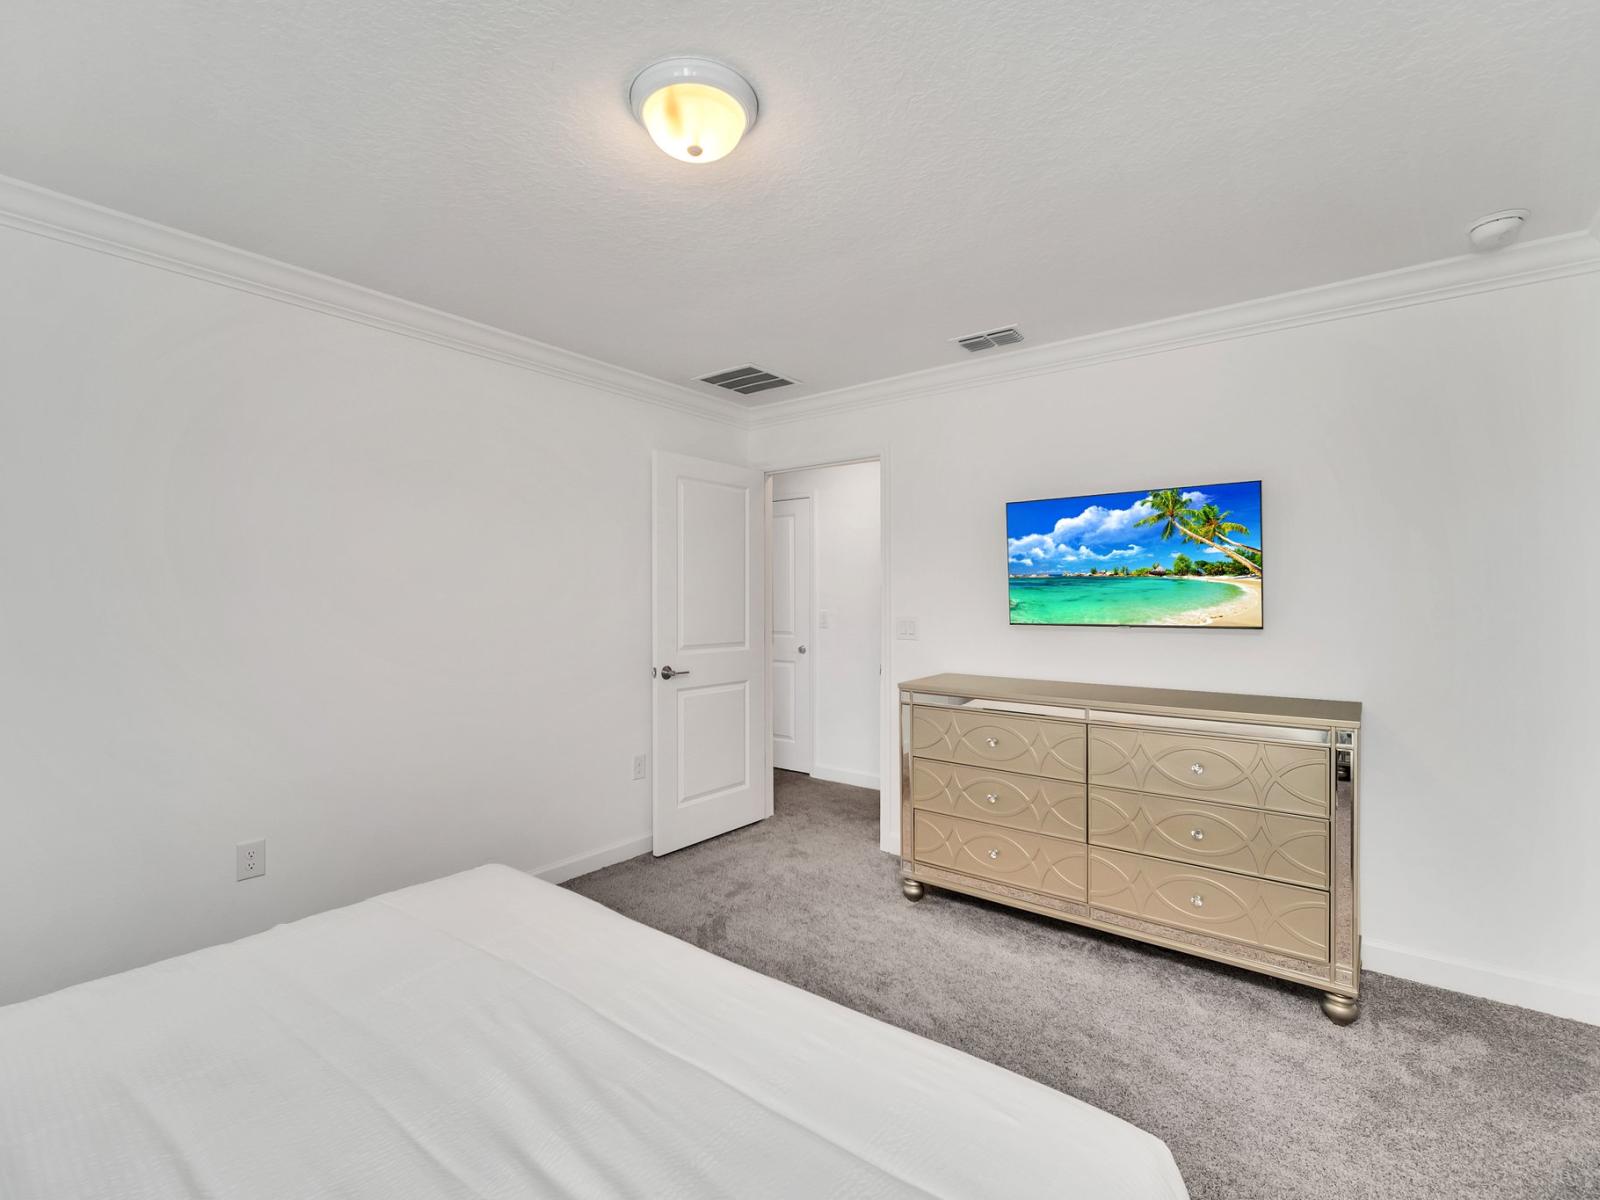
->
770, 496, 814, 773
678, 477, 750, 650
653, 452, 768, 855
678, 682, 750, 804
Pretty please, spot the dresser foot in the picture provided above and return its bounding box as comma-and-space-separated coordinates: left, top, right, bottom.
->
1321, 992, 1359, 1025
901, 879, 925, 902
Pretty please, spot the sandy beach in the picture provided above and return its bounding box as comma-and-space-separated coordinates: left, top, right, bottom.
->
1156, 576, 1262, 627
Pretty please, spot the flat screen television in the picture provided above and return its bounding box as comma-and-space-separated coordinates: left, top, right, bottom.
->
1007, 480, 1263, 628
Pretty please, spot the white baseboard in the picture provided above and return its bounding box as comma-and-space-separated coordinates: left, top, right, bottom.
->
530, 833, 651, 885
810, 763, 880, 791
1363, 939, 1599, 1026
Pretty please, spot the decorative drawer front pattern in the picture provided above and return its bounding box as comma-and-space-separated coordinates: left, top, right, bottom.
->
1088, 787, 1328, 888
1089, 846, 1329, 963
912, 706, 1086, 782
1088, 725, 1328, 817
913, 811, 1088, 902
912, 759, 1086, 841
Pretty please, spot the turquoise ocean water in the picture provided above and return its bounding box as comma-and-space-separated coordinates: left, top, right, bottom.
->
1008, 576, 1244, 626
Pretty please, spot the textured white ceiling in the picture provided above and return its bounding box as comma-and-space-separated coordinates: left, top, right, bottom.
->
3, 0, 1598, 402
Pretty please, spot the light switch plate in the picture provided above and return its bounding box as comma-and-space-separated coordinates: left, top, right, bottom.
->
818, 610, 831, 629
896, 618, 918, 640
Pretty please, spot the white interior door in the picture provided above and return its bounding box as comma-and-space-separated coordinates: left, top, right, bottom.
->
770, 496, 814, 773
652, 451, 769, 856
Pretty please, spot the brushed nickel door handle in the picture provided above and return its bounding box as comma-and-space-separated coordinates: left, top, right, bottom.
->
659, 665, 690, 680
797, 645, 807, 654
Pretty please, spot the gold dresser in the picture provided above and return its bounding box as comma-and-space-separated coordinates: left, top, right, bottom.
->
899, 674, 1362, 1022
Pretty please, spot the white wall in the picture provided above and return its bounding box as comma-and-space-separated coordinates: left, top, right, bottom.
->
771, 462, 882, 788
750, 272, 1600, 1024
0, 222, 744, 1005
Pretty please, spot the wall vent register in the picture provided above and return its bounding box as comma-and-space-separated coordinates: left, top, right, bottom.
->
899, 673, 1362, 1023
697, 364, 796, 395
955, 326, 1024, 352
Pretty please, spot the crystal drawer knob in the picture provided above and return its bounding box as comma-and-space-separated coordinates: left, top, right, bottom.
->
988, 849, 1000, 860
985, 737, 999, 748
985, 793, 998, 804
1190, 894, 1205, 908
1189, 763, 1205, 776
1190, 828, 1205, 841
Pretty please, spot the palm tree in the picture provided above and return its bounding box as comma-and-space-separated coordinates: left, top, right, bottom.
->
1135, 490, 1261, 577
1135, 489, 1198, 543
1189, 502, 1260, 555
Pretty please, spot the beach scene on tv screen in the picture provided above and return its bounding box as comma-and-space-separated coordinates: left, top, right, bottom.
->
1007, 481, 1263, 627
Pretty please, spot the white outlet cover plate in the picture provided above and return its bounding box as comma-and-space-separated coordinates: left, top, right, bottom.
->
236, 838, 266, 881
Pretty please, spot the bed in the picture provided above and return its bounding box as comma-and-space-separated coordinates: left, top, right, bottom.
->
0, 865, 1187, 1198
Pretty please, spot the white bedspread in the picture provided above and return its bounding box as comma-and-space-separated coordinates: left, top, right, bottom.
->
0, 865, 1187, 1199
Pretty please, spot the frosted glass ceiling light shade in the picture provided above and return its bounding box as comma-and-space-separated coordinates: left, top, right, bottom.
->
629, 58, 757, 164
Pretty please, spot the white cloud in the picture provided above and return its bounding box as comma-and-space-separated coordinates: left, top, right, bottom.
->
1007, 491, 1250, 573
1047, 499, 1154, 544
1009, 497, 1163, 571
1009, 539, 1147, 570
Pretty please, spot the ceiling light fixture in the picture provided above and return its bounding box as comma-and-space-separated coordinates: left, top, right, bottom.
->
629, 58, 757, 164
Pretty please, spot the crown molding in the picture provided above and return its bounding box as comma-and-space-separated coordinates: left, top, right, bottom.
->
7, 172, 1598, 436
0, 174, 745, 427
747, 229, 1600, 429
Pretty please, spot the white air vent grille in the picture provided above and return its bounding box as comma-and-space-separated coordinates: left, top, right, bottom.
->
956, 326, 1025, 353
697, 364, 796, 395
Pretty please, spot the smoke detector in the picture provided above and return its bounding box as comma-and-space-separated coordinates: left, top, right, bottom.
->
1467, 209, 1528, 252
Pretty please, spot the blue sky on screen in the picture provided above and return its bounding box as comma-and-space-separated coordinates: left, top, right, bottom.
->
1006, 481, 1263, 575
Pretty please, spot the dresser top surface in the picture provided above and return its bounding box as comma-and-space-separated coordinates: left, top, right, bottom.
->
900, 673, 1361, 728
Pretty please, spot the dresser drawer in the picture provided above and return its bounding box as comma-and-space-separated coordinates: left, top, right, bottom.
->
912, 759, 1086, 841
1089, 846, 1329, 963
912, 706, 1086, 782
913, 811, 1088, 902
1088, 725, 1328, 817
1088, 787, 1327, 888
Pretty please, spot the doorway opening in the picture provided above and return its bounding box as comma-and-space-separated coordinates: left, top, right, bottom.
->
767, 460, 884, 802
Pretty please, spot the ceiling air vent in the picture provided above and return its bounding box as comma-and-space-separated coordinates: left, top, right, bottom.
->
697, 364, 797, 396
955, 326, 1024, 353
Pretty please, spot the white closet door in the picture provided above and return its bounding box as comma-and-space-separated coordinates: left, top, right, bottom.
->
770, 496, 814, 774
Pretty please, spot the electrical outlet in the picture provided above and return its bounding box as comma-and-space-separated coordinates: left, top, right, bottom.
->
632, 754, 648, 781
896, 618, 918, 640
236, 839, 266, 882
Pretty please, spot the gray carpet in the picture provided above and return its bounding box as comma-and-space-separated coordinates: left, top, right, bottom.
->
568, 772, 1600, 1200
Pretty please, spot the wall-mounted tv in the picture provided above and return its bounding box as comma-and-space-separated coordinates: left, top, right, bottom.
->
1007, 480, 1263, 628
